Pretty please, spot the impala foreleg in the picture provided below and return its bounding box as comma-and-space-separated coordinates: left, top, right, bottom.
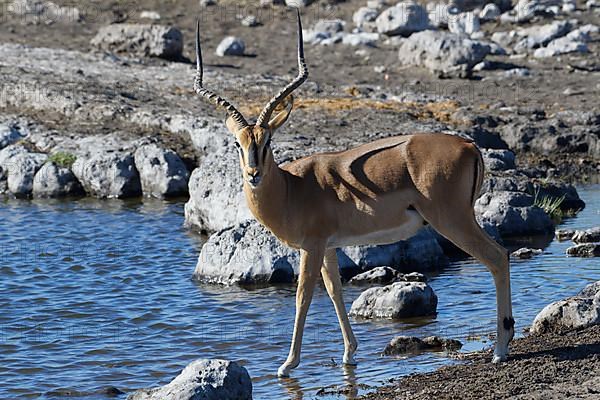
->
278, 246, 324, 377
321, 249, 358, 365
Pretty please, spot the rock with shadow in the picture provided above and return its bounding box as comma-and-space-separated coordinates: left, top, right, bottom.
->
383, 335, 462, 355
349, 281, 438, 319
531, 280, 600, 334
128, 359, 252, 400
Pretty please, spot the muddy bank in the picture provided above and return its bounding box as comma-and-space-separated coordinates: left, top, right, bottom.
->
361, 325, 600, 400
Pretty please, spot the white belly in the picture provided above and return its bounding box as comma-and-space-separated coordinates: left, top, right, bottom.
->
327, 210, 425, 248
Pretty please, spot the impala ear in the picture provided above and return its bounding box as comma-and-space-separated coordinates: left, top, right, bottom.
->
267, 95, 294, 132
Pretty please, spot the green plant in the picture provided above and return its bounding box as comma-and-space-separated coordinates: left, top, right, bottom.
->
533, 189, 565, 222
48, 152, 77, 168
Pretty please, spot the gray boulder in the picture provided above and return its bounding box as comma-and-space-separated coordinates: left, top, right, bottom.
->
32, 162, 83, 198
480, 4, 501, 21
514, 20, 572, 52
376, 1, 429, 37
91, 24, 183, 60
0, 123, 24, 150
481, 149, 516, 171
572, 228, 600, 244
342, 32, 380, 47
566, 244, 600, 258
383, 335, 461, 355
349, 281, 438, 319
216, 37, 245, 57
337, 228, 448, 272
448, 12, 480, 35
531, 281, 600, 334
533, 37, 588, 58
128, 359, 252, 400
398, 30, 490, 77
72, 152, 141, 198
194, 220, 299, 285
501, 0, 562, 23
134, 144, 189, 198
475, 191, 554, 237
184, 147, 252, 233
353, 7, 379, 30
0, 146, 47, 197
556, 229, 575, 241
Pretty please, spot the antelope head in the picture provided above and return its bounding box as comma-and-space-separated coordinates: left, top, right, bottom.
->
194, 10, 309, 189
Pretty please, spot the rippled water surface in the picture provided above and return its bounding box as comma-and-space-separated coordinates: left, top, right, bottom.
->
1, 187, 599, 399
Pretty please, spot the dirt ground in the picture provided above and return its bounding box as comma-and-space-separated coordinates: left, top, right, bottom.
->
361, 325, 600, 400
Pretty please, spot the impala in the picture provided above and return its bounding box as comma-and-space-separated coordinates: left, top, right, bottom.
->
193, 11, 514, 377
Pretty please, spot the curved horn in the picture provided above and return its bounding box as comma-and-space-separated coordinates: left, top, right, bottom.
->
194, 20, 248, 130
255, 9, 309, 128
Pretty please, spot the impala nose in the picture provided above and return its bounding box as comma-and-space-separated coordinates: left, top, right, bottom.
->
247, 171, 261, 186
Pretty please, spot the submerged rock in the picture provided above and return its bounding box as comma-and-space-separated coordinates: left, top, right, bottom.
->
349, 281, 438, 319
134, 144, 189, 198
556, 229, 575, 241
194, 220, 299, 285
572, 227, 600, 244
531, 281, 600, 334
91, 24, 183, 60
398, 30, 490, 77
383, 335, 462, 355
128, 359, 252, 400
511, 247, 542, 259
72, 152, 141, 199
32, 162, 83, 198
566, 244, 600, 258
349, 268, 427, 285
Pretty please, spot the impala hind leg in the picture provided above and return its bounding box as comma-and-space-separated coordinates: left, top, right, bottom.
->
422, 213, 514, 362
321, 249, 358, 365
278, 246, 325, 377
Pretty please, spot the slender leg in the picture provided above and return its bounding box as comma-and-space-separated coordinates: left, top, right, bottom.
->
278, 246, 325, 377
420, 212, 514, 362
321, 248, 358, 365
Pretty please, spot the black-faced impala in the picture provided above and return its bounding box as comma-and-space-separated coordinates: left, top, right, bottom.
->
193, 10, 514, 377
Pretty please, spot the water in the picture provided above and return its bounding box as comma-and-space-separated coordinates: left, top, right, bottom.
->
0, 187, 599, 400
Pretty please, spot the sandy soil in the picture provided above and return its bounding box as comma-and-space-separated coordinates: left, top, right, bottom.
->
361, 325, 600, 399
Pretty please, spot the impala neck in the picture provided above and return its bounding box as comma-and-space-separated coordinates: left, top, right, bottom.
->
243, 151, 289, 234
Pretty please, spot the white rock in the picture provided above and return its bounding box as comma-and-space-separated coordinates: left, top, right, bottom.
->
349, 281, 438, 319
566, 24, 599, 42
514, 20, 572, 52
342, 32, 380, 47
448, 12, 480, 35
72, 152, 141, 199
3, 150, 47, 196
216, 36, 245, 56
480, 3, 501, 21
32, 162, 83, 198
376, 1, 430, 37
128, 359, 252, 400
284, 0, 314, 7
134, 144, 189, 198
241, 15, 259, 27
91, 24, 183, 60
139, 11, 161, 20
533, 37, 588, 58
353, 7, 379, 30
0, 123, 24, 150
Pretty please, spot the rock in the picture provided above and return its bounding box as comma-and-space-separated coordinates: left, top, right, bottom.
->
350, 267, 401, 285
128, 359, 252, 400
312, 19, 345, 35
0, 146, 47, 197
572, 228, 600, 244
475, 191, 554, 237
349, 281, 438, 319
514, 20, 572, 52
184, 147, 252, 233
0, 123, 24, 150
285, 0, 314, 7
134, 144, 189, 198
562, 0, 577, 12
481, 149, 516, 171
241, 15, 259, 27
376, 1, 430, 37
480, 4, 501, 21
91, 24, 183, 60
398, 30, 490, 77
502, 0, 562, 23
194, 220, 300, 285
216, 36, 245, 57
427, 3, 454, 29
353, 7, 379, 30
566, 24, 599, 42
502, 68, 531, 77
533, 37, 588, 58
526, 181, 585, 211
556, 229, 575, 241
448, 12, 480, 35
491, 30, 518, 48
531, 283, 600, 334
140, 11, 161, 20
422, 336, 462, 350
511, 247, 542, 259
566, 244, 600, 257
383, 334, 461, 355
72, 152, 141, 199
342, 32, 380, 47
200, 0, 217, 6
32, 162, 83, 198
337, 229, 448, 272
